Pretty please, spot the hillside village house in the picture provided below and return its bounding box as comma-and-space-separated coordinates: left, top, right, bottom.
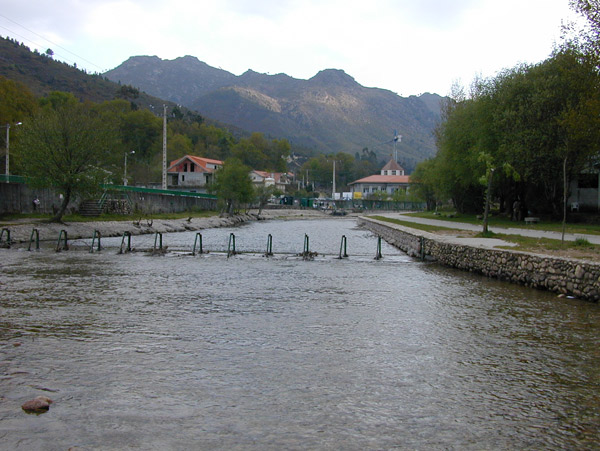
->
250, 170, 292, 192
167, 155, 223, 192
349, 159, 411, 198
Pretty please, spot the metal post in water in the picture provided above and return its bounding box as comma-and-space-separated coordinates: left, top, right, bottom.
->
56, 230, 68, 252
193, 233, 204, 255
0, 228, 11, 247
338, 235, 348, 259
227, 233, 236, 258
265, 234, 273, 257
374, 236, 383, 260
28, 228, 39, 251
119, 232, 132, 254
90, 230, 102, 253
302, 233, 313, 260
153, 232, 163, 254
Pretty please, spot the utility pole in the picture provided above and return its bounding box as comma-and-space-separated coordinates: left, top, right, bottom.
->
162, 105, 167, 190
332, 160, 336, 199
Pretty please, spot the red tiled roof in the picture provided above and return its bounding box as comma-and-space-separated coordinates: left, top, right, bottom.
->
167, 155, 223, 173
350, 175, 411, 185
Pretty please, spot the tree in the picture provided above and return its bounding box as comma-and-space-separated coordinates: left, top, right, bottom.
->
254, 184, 276, 216
566, 0, 600, 63
211, 158, 255, 215
15, 97, 119, 222
0, 76, 38, 123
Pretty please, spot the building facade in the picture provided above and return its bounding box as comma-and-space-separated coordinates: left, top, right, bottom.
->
167, 155, 223, 192
349, 159, 411, 198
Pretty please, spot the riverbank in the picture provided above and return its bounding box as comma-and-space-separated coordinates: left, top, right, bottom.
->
0, 208, 333, 243
359, 216, 600, 302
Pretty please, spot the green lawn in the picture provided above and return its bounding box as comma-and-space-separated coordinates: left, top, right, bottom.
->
369, 215, 460, 233
369, 215, 600, 259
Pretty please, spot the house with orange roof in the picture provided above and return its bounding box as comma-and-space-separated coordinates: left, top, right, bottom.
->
349, 159, 411, 199
167, 155, 223, 191
250, 170, 292, 192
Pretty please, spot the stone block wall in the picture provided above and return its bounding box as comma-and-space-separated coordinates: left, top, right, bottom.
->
359, 217, 600, 302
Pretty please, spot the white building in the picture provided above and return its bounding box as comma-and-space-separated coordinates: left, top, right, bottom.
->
349, 159, 410, 198
167, 155, 223, 191
250, 170, 292, 192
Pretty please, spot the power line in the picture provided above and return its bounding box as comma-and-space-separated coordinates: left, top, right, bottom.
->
0, 25, 79, 68
0, 14, 104, 71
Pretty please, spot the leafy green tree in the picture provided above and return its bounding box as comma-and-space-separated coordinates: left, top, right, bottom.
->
168, 133, 193, 161
254, 184, 276, 216
0, 77, 38, 174
566, 0, 600, 63
211, 158, 255, 215
417, 48, 600, 219
409, 158, 439, 210
232, 136, 266, 169
119, 109, 162, 184
0, 76, 38, 124
16, 97, 119, 222
267, 138, 291, 172
493, 50, 600, 217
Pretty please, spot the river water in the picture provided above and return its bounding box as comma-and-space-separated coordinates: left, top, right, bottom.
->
1, 218, 599, 450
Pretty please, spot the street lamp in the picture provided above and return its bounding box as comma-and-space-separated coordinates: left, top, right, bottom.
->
123, 150, 135, 186
4, 121, 22, 182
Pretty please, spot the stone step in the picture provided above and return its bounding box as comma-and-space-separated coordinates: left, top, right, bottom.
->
79, 200, 103, 217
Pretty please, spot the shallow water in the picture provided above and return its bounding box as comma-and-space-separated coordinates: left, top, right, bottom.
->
1, 219, 599, 450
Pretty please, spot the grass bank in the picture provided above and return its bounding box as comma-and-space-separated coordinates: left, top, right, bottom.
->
407, 211, 600, 236
369, 215, 600, 260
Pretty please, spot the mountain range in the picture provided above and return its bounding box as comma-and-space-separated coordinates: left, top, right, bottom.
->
106, 56, 444, 171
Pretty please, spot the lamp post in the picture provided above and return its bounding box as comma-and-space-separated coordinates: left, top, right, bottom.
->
123, 150, 135, 186
4, 122, 22, 182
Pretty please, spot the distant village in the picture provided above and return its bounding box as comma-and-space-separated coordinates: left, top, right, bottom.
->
167, 154, 411, 204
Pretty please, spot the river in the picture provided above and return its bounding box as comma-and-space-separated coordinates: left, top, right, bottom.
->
1, 218, 599, 450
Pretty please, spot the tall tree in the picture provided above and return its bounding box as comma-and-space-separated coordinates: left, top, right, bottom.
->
211, 158, 255, 215
16, 94, 119, 222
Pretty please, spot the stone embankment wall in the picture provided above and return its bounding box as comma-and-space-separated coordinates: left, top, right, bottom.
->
359, 217, 600, 302
0, 182, 217, 215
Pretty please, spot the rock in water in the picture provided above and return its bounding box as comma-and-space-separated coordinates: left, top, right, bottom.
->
21, 396, 53, 413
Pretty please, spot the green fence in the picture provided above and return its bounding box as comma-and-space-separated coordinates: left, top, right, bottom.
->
101, 184, 217, 199
0, 175, 27, 183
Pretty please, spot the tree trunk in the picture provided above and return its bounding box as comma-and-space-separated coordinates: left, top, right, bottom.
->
50, 188, 71, 223
561, 156, 567, 244
482, 169, 494, 234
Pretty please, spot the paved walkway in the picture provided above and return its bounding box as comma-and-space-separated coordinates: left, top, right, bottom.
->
376, 212, 600, 246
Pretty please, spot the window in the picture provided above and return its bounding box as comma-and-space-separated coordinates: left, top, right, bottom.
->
191, 165, 195, 172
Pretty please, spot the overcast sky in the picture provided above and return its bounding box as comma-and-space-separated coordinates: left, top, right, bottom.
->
0, 0, 581, 97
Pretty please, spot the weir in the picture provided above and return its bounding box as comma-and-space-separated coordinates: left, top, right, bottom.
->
0, 228, 391, 260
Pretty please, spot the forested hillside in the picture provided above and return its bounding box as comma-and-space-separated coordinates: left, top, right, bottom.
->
106, 56, 444, 172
